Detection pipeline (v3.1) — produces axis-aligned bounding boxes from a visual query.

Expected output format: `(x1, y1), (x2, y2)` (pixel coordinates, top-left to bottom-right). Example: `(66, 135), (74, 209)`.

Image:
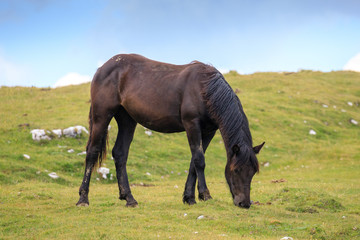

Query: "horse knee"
(193, 152), (205, 170)
(112, 149), (122, 160)
(112, 148), (129, 167)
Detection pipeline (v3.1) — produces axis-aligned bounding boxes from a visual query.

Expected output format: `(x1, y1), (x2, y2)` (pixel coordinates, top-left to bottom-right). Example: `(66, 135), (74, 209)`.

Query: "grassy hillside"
(0, 71), (359, 239)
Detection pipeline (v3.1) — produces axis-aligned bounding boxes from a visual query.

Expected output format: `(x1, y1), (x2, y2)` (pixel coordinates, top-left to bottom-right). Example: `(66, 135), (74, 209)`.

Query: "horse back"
(91, 54), (218, 133)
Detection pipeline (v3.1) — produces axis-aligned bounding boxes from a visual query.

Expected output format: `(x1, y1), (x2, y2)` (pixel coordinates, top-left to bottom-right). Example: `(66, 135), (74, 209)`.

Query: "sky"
(1, 0), (360, 87)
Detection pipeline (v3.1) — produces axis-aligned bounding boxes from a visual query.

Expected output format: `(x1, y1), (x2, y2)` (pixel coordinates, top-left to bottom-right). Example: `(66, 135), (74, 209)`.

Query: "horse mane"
(200, 70), (258, 172)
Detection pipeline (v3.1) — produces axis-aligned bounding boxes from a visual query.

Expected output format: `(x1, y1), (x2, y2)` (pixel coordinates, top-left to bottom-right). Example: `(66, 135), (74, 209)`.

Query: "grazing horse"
(76, 54), (264, 208)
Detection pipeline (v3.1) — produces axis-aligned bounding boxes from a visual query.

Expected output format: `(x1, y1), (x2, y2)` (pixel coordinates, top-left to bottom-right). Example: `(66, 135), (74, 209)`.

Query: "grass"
(0, 70), (359, 239)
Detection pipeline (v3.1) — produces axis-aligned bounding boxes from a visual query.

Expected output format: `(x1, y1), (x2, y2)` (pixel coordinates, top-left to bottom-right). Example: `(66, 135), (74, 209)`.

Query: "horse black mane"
(201, 70), (258, 172)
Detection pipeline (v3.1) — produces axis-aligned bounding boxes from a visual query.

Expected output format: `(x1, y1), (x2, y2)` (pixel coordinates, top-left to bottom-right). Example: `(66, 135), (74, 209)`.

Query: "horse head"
(225, 142), (265, 208)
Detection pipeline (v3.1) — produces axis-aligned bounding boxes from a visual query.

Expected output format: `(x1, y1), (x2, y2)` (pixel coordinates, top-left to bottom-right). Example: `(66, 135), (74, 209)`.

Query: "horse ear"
(232, 144), (240, 154)
(253, 142), (265, 154)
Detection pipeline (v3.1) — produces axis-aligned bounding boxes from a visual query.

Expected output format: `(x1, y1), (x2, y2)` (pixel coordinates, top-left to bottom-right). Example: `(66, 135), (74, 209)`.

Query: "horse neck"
(200, 72), (253, 158)
(217, 103), (253, 160)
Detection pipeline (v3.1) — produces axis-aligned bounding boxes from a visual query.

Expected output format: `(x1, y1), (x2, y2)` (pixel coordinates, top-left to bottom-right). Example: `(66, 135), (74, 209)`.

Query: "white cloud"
(53, 72), (92, 88)
(343, 53), (360, 72)
(0, 55), (27, 86)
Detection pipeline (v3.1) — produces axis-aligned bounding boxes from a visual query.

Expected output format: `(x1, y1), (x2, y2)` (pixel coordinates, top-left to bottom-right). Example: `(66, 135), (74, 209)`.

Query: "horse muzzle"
(233, 194), (251, 208)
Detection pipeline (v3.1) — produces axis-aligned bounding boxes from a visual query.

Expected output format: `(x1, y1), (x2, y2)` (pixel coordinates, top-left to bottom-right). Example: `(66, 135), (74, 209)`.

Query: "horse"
(76, 54), (265, 208)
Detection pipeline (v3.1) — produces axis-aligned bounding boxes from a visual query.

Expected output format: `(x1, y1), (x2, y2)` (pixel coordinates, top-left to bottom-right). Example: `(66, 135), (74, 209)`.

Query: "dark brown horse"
(76, 54), (264, 208)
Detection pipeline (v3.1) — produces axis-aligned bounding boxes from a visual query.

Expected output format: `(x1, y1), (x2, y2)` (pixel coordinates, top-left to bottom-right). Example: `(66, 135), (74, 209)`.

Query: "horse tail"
(97, 123), (109, 168)
(86, 104), (109, 169)
(86, 105), (93, 153)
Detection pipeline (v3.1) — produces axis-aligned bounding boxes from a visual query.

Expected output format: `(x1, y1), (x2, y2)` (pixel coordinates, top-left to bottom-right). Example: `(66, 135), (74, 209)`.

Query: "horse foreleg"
(197, 130), (216, 201)
(183, 119), (212, 204)
(183, 161), (197, 205)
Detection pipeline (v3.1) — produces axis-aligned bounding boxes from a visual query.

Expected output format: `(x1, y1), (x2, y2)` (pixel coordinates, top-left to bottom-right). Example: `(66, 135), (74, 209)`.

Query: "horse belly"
(121, 97), (185, 133)
(140, 115), (185, 133)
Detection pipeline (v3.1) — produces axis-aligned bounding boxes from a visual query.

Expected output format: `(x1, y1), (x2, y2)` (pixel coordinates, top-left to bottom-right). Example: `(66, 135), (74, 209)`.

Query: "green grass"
(0, 70), (359, 239)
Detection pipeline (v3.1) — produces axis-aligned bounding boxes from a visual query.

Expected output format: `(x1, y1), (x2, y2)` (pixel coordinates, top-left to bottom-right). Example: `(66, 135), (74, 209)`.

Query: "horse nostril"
(240, 202), (251, 209)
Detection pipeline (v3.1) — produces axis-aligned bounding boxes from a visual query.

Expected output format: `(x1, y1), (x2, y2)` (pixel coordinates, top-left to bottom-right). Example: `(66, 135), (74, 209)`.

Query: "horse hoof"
(76, 202), (89, 207)
(199, 191), (212, 201)
(183, 196), (197, 205)
(126, 201), (138, 208)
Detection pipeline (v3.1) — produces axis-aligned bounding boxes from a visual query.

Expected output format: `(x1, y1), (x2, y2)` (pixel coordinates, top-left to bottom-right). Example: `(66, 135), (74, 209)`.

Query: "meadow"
(0, 70), (359, 239)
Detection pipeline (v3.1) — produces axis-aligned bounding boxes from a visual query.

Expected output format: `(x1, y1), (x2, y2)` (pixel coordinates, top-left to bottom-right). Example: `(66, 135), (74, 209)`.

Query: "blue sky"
(1, 0), (360, 87)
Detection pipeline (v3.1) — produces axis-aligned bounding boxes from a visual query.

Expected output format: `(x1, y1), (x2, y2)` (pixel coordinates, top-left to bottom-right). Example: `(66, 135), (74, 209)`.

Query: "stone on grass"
(30, 129), (51, 141)
(48, 172), (59, 179)
(97, 167), (110, 179)
(63, 126), (89, 138)
(52, 129), (62, 137)
(350, 119), (358, 125)
(309, 129), (316, 135)
(145, 130), (152, 136)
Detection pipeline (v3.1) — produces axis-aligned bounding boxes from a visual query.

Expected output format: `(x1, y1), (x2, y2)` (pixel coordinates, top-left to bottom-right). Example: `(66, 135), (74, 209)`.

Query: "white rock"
(322, 104), (328, 108)
(350, 119), (358, 125)
(67, 149), (74, 153)
(63, 126), (89, 138)
(23, 154), (30, 159)
(264, 162), (270, 167)
(48, 172), (59, 179)
(77, 151), (86, 156)
(309, 129), (316, 135)
(197, 215), (204, 220)
(30, 129), (51, 141)
(174, 185), (179, 188)
(348, 102), (353, 106)
(146, 172), (151, 176)
(280, 237), (293, 240)
(184, 213), (188, 217)
(97, 167), (110, 179)
(145, 130), (152, 136)
(52, 129), (62, 137)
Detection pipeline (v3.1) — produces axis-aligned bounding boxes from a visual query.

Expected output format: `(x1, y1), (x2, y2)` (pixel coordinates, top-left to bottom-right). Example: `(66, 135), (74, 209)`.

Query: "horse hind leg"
(112, 108), (138, 207)
(76, 108), (113, 206)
